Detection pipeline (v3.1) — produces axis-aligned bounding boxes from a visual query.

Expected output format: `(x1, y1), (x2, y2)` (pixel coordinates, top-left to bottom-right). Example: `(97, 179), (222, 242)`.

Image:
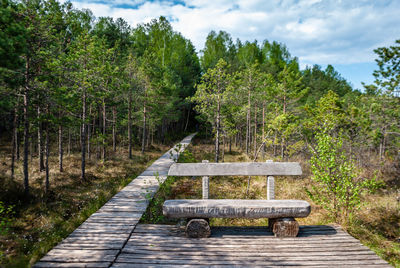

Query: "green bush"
(307, 129), (383, 223)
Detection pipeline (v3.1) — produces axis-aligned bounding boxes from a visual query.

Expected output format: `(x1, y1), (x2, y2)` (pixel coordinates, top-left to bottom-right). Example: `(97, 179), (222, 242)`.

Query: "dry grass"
(0, 143), (169, 267)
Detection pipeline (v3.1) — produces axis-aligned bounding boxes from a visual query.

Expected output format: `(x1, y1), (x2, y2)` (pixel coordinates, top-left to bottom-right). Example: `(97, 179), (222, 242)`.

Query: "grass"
(0, 143), (171, 267)
(143, 135), (400, 267)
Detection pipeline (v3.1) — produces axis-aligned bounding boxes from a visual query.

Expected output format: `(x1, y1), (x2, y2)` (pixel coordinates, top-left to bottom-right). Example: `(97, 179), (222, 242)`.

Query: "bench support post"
(270, 217), (299, 237)
(202, 160), (209, 199)
(266, 160), (275, 200)
(186, 219), (211, 238)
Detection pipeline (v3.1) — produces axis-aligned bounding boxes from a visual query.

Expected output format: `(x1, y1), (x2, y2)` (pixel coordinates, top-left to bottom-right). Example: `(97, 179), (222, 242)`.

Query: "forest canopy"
(0, 0), (399, 198)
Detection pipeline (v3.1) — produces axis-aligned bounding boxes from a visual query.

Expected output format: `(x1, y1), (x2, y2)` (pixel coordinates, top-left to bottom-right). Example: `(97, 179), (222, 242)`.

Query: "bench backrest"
(168, 161), (302, 200)
(168, 162), (302, 176)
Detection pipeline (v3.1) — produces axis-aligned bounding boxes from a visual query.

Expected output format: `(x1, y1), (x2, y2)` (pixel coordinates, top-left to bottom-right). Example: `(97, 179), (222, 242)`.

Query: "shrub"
(306, 129), (382, 223)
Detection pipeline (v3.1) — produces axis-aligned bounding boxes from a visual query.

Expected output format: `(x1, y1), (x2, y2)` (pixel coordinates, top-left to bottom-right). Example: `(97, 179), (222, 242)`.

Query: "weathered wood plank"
(163, 199), (311, 218)
(115, 257), (388, 266)
(168, 162), (302, 176)
(112, 264), (388, 268)
(118, 253), (384, 261)
(34, 262), (111, 267)
(122, 248), (377, 257)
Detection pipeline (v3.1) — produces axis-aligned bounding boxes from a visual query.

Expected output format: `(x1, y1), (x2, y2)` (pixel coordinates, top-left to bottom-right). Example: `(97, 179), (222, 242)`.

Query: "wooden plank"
(123, 243), (366, 251)
(118, 253), (384, 261)
(168, 162), (302, 176)
(122, 248), (377, 257)
(112, 264), (388, 268)
(34, 262), (111, 267)
(114, 257), (388, 266)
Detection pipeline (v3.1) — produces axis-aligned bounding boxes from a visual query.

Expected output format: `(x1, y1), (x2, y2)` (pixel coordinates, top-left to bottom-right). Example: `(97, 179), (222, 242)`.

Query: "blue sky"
(66, 0), (400, 90)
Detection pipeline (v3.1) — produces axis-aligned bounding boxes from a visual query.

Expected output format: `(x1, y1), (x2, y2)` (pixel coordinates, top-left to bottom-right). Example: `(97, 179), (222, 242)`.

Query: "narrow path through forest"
(33, 133), (196, 268)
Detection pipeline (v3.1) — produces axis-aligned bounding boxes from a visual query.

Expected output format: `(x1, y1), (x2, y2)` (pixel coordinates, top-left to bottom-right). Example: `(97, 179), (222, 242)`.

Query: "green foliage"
(0, 201), (14, 236)
(307, 129), (383, 223)
(373, 39), (400, 94)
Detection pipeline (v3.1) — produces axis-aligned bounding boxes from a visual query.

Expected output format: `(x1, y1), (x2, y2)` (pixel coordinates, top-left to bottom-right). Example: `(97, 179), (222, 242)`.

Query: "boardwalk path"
(35, 133), (196, 268)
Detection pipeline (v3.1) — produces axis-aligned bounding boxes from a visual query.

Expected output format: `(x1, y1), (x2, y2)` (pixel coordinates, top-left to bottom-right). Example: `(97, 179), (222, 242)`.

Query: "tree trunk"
(128, 90), (133, 159)
(141, 102), (146, 154)
(68, 128), (71, 156)
(262, 101), (265, 159)
(215, 95), (221, 163)
(254, 104), (257, 159)
(222, 133), (225, 162)
(38, 107), (44, 171)
(45, 114), (50, 193)
(58, 124), (63, 172)
(112, 106), (116, 153)
(11, 105), (18, 178)
(146, 125), (150, 149)
(246, 90), (251, 155)
(23, 62), (30, 197)
(81, 88), (87, 181)
(184, 104), (191, 133)
(102, 99), (106, 161)
(16, 118), (20, 160)
(87, 106), (91, 159)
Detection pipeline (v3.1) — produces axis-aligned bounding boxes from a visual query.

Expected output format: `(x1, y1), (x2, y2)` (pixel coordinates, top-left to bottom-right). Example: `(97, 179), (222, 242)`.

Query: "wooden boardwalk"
(34, 132), (390, 267)
(113, 224), (391, 267)
(34, 133), (196, 268)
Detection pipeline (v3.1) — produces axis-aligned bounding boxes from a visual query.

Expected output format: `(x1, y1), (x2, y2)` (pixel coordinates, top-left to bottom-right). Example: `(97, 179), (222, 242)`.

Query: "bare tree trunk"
(222, 133), (225, 162)
(81, 88), (87, 181)
(262, 101), (265, 159)
(229, 137), (232, 153)
(45, 113), (50, 193)
(87, 106), (91, 159)
(254, 104), (257, 159)
(38, 107), (44, 171)
(68, 128), (71, 156)
(58, 124), (63, 172)
(246, 90), (251, 155)
(128, 90), (133, 159)
(112, 106), (116, 153)
(102, 99), (106, 161)
(11, 105), (18, 178)
(215, 95), (221, 163)
(16, 119), (20, 160)
(141, 102), (146, 154)
(184, 104), (191, 133)
(23, 62), (30, 197)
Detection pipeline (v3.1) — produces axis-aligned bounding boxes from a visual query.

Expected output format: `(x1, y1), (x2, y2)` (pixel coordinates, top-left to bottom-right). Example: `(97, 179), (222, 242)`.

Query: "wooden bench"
(163, 160), (311, 238)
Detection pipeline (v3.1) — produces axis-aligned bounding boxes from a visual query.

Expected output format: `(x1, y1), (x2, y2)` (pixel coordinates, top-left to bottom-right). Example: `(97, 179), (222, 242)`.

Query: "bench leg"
(186, 218), (211, 238)
(270, 217), (299, 237)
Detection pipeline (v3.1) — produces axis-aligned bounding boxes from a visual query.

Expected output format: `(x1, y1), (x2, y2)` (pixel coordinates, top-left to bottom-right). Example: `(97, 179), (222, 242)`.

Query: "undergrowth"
(0, 145), (169, 267)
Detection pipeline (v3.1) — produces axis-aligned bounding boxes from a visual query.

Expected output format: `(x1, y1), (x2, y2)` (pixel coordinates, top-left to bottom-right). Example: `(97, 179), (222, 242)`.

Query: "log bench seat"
(163, 161), (310, 238)
(163, 199), (311, 219)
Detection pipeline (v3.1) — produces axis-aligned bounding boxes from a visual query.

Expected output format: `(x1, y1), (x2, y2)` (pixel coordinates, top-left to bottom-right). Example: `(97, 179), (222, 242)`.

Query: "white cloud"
(68, 0), (400, 66)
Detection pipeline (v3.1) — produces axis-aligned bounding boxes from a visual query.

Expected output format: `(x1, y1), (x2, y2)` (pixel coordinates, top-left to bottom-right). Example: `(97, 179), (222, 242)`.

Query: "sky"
(66, 0), (400, 90)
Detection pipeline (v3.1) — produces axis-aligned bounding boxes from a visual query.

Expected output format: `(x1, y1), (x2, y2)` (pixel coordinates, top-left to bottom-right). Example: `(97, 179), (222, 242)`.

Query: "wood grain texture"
(112, 224), (390, 267)
(168, 162), (302, 176)
(163, 199), (311, 218)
